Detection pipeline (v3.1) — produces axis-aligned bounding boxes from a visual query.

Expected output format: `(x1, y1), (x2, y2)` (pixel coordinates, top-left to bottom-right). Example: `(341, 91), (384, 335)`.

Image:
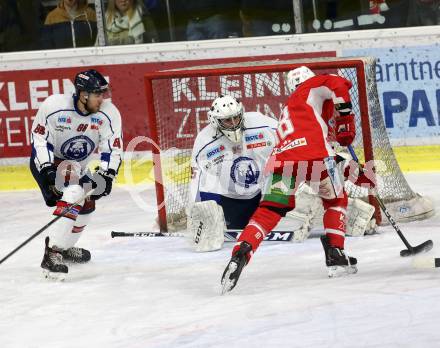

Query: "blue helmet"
(74, 69), (108, 95)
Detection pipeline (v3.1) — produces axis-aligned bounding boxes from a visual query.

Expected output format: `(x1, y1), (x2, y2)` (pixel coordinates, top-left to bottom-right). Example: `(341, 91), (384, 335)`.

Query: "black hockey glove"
(40, 163), (63, 200)
(90, 169), (116, 200)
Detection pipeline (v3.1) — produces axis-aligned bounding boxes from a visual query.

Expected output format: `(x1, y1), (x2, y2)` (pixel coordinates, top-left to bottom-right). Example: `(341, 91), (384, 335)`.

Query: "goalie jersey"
(190, 112), (278, 202)
(31, 94), (123, 174)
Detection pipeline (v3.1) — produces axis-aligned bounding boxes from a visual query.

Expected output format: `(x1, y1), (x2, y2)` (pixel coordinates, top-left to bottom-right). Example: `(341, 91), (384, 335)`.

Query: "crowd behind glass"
(1, 0), (439, 53)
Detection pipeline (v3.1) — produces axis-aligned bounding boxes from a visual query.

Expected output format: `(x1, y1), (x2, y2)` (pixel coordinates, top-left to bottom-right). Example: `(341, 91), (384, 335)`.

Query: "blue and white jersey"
(190, 112), (278, 201)
(31, 94), (123, 174)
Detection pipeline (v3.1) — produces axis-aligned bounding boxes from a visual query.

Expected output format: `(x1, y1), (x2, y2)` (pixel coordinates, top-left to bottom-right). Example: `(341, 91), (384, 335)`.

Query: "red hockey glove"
(353, 162), (376, 189)
(335, 114), (355, 146)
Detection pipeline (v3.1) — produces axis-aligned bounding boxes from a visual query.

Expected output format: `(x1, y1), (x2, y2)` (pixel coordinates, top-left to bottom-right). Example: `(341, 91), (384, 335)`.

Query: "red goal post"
(144, 57), (434, 232)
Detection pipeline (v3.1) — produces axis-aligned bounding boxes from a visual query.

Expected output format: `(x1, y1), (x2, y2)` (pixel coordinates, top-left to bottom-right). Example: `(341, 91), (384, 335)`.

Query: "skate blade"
(42, 269), (67, 281)
(221, 262), (238, 295)
(327, 265), (358, 278)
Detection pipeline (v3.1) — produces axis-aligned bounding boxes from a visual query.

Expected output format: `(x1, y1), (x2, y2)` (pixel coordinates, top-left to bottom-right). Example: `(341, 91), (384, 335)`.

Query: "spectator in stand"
(407, 0), (440, 26)
(105, 0), (158, 45)
(183, 0), (241, 40)
(0, 0), (22, 52)
(0, 0), (44, 52)
(143, 0), (169, 41)
(240, 0), (294, 37)
(41, 0), (97, 49)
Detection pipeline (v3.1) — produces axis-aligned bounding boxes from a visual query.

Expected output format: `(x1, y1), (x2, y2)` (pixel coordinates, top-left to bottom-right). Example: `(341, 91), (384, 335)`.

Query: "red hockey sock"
(232, 207), (282, 259)
(323, 207), (346, 248)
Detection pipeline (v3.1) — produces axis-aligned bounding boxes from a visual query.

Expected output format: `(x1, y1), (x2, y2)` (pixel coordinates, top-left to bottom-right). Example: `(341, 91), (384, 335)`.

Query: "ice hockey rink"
(0, 171), (439, 348)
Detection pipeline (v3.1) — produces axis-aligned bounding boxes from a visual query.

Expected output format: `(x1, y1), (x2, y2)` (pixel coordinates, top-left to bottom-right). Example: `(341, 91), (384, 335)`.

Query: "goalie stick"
(111, 230), (295, 242)
(348, 145), (433, 257)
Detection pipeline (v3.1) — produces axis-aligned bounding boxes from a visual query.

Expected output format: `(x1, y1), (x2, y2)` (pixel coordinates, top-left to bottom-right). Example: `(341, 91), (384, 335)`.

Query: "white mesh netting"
(145, 57), (434, 230)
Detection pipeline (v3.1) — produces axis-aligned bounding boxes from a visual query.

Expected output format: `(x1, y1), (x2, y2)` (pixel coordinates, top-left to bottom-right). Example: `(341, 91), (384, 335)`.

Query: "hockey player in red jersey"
(221, 66), (360, 293)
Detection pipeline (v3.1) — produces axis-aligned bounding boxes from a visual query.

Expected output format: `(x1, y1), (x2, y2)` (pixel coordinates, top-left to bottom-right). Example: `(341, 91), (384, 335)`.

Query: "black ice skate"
(41, 237), (68, 280)
(320, 235), (357, 278)
(221, 241), (252, 294)
(62, 247), (91, 264)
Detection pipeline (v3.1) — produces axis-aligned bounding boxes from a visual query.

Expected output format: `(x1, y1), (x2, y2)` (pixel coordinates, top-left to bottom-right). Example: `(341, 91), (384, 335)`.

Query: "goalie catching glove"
(187, 200), (226, 252)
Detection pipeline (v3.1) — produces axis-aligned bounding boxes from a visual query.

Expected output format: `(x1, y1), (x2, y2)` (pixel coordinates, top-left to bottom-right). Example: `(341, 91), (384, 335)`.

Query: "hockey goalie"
(187, 93), (376, 253)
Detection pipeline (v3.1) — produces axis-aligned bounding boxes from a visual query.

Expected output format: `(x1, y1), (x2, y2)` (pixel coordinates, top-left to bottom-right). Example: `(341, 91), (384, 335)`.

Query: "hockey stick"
(0, 190), (94, 265)
(111, 230), (295, 242)
(348, 145), (433, 257)
(111, 231), (185, 238)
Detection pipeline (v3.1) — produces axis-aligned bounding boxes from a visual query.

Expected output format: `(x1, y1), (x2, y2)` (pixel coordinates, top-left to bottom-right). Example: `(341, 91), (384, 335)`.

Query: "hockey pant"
(199, 192), (262, 229)
(234, 159), (348, 258)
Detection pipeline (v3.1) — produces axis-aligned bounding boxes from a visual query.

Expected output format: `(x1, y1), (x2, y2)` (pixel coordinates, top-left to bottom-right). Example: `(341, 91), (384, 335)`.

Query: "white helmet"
(285, 66), (315, 93)
(208, 95), (244, 143)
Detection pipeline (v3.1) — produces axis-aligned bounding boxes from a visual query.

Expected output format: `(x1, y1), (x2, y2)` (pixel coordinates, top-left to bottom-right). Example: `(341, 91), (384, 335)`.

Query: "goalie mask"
(208, 95), (244, 143)
(285, 66), (315, 93)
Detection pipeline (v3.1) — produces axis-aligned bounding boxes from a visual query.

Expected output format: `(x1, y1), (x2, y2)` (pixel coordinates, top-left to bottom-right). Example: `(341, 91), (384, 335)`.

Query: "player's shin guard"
(233, 206), (283, 260)
(46, 185), (84, 250)
(322, 192), (348, 249)
(62, 213), (92, 263)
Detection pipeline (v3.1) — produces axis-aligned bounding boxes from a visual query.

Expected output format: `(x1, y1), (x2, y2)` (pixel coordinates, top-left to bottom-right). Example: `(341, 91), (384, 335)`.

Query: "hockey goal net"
(144, 57), (434, 232)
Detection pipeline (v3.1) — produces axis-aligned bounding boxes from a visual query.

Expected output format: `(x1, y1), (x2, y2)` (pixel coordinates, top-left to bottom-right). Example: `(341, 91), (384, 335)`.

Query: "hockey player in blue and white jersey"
(188, 95), (278, 251)
(30, 69), (123, 279)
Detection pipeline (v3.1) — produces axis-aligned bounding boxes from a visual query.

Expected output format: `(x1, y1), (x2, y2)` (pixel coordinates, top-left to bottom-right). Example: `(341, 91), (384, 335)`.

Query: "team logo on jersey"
(246, 141), (267, 149)
(90, 117), (103, 130)
(60, 135), (95, 161)
(230, 156), (260, 188)
(91, 117), (103, 125)
(274, 137), (307, 154)
(245, 133), (264, 142)
(57, 116), (71, 123)
(207, 145), (225, 159)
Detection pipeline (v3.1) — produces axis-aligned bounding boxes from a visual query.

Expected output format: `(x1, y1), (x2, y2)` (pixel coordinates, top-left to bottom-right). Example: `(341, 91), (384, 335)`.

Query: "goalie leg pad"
(285, 183), (321, 242)
(346, 198), (376, 237)
(188, 201), (225, 252)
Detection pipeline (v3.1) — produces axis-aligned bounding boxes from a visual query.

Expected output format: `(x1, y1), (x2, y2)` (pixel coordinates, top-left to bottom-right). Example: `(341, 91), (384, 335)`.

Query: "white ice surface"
(1, 172), (440, 348)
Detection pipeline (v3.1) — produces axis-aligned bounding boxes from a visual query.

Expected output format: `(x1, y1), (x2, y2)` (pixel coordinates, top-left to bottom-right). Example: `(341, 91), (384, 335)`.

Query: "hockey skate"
(41, 237), (68, 280)
(221, 241), (252, 294)
(62, 247), (91, 264)
(320, 235), (357, 277)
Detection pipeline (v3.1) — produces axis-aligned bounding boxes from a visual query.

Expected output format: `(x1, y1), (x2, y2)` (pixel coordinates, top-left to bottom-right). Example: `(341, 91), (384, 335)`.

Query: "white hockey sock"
(47, 185), (85, 250)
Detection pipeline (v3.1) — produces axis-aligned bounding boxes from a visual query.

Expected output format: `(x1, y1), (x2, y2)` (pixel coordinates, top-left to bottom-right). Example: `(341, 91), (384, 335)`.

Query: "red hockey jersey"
(273, 74), (353, 162)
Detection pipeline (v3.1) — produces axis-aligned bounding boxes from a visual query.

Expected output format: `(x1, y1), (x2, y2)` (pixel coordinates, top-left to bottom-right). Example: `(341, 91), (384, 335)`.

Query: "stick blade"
(400, 240), (433, 257)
